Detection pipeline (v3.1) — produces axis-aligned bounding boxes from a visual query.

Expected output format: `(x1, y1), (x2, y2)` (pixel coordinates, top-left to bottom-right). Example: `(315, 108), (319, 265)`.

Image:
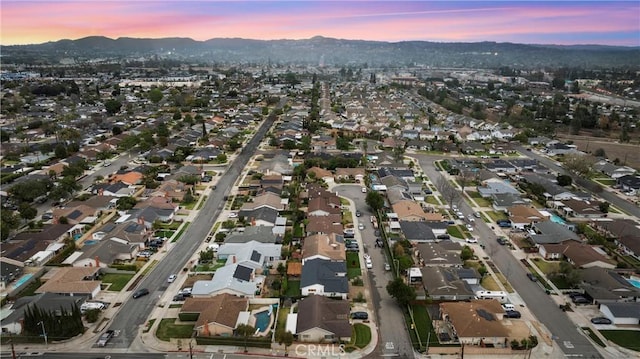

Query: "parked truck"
(97, 330), (114, 347)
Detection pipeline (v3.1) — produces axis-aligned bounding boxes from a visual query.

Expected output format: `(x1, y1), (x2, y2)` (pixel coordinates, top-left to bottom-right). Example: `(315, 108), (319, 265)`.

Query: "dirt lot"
(556, 134), (640, 170)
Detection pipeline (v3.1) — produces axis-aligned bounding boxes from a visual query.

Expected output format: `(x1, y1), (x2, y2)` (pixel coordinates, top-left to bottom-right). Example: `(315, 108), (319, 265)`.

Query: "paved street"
(333, 185), (415, 359)
(103, 115), (277, 349)
(413, 153), (605, 359)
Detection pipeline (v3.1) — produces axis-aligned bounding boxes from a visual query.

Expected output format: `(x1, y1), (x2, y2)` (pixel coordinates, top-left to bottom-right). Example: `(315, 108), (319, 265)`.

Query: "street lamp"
(37, 321), (47, 347)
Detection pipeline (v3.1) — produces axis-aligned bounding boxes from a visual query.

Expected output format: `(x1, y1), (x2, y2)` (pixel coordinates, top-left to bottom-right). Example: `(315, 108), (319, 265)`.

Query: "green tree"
(217, 153), (227, 163)
(556, 174), (572, 187)
(276, 330), (295, 356)
(104, 99), (122, 115)
(598, 202), (610, 213)
(1, 211), (21, 241)
(18, 203), (37, 221)
(54, 143), (68, 159)
(235, 324), (255, 353)
(116, 196), (137, 210)
(386, 277), (416, 307)
(460, 245), (474, 261)
(148, 88), (163, 103)
(365, 191), (384, 212)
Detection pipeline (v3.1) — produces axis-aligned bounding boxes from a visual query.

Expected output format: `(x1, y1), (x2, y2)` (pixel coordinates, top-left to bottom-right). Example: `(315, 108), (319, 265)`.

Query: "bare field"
(557, 135), (640, 170)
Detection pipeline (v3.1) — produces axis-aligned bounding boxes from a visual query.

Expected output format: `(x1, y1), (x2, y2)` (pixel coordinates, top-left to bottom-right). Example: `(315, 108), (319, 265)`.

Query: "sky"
(1, 1), (639, 46)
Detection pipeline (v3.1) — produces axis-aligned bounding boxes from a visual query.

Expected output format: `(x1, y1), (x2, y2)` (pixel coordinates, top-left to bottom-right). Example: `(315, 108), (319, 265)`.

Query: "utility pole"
(189, 340), (193, 359)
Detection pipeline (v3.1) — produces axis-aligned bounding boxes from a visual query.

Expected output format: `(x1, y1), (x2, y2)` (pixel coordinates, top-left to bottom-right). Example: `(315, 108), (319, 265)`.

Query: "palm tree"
(235, 324), (255, 353)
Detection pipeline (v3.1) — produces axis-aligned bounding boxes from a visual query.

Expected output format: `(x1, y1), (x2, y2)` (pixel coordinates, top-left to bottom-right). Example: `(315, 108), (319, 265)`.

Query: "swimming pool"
(627, 277), (640, 289)
(84, 240), (98, 245)
(12, 273), (33, 289)
(254, 310), (270, 332)
(549, 213), (567, 225)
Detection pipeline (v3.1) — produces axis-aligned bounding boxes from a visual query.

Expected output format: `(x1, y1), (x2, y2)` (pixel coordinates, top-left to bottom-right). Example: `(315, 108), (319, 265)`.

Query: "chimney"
(98, 188), (104, 196)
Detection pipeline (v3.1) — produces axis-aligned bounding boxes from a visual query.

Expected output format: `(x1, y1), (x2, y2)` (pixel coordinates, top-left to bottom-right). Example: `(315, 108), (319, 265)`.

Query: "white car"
(358, 223), (365, 230)
(167, 274), (177, 283)
(228, 212), (238, 218)
(365, 259), (373, 269)
(466, 224), (474, 232)
(363, 253), (371, 260)
(361, 187), (367, 193)
(465, 237), (478, 244)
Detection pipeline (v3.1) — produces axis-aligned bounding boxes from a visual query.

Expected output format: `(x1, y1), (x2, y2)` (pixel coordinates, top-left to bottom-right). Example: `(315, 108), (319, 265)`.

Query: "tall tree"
(235, 324), (255, 353)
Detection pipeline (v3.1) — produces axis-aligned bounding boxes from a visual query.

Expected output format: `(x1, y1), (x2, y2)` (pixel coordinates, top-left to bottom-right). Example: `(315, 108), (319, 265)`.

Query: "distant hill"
(2, 35), (638, 69)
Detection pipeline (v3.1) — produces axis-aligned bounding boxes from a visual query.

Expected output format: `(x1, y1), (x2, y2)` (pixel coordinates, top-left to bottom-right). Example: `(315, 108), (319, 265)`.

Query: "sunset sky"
(1, 1), (639, 46)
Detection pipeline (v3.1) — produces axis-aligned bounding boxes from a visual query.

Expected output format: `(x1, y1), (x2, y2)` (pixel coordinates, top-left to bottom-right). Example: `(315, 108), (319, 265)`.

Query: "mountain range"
(2, 36), (638, 69)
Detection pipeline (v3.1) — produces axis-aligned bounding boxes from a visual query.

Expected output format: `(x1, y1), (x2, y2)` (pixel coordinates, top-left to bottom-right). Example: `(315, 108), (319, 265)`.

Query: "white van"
(502, 303), (515, 311)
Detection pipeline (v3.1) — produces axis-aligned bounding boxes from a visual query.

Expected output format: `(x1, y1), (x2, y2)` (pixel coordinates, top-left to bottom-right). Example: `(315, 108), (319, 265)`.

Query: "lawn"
(348, 268), (362, 279)
(425, 195), (440, 205)
(481, 275), (501, 291)
(346, 252), (361, 279)
(485, 210), (508, 221)
(593, 178), (616, 186)
(465, 191), (491, 207)
(495, 273), (514, 293)
(154, 230), (175, 239)
(171, 222), (190, 243)
(411, 304), (437, 349)
(156, 318), (194, 342)
(600, 330), (640, 352)
(531, 258), (560, 275)
(285, 280), (301, 297)
(101, 273), (134, 291)
(447, 225), (466, 239)
(350, 323), (372, 349)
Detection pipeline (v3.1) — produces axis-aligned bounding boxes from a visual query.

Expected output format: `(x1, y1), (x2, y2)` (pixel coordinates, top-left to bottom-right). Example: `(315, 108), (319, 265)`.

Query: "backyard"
(285, 280), (301, 297)
(346, 252), (362, 279)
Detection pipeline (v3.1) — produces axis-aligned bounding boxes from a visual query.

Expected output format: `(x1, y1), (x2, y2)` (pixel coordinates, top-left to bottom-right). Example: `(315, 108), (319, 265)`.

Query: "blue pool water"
(254, 311), (270, 332)
(84, 240), (98, 245)
(549, 213), (567, 225)
(627, 277), (640, 289)
(74, 233), (82, 241)
(13, 273), (33, 288)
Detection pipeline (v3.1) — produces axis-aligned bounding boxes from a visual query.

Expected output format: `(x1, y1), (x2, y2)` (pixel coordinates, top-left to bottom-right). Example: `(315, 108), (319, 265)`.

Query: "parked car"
(365, 259), (373, 269)
(505, 310), (521, 318)
(132, 288), (149, 299)
(526, 273), (537, 282)
(590, 317), (612, 325)
(96, 330), (115, 347)
(465, 224), (474, 232)
(361, 187), (367, 193)
(496, 237), (508, 245)
(351, 311), (369, 320)
(473, 212), (481, 218)
(384, 263), (391, 271)
(167, 274), (177, 283)
(358, 222), (365, 230)
(465, 237), (478, 244)
(173, 294), (186, 301)
(355, 210), (361, 217)
(572, 296), (591, 304)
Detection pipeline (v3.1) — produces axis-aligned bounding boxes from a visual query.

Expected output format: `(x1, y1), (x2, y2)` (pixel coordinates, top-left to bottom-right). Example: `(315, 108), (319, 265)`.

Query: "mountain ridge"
(2, 35), (638, 68)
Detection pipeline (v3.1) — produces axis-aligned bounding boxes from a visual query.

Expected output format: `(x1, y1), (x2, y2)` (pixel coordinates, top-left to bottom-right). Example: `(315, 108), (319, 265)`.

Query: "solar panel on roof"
(476, 309), (495, 321)
(233, 265), (253, 281)
(250, 250), (261, 262)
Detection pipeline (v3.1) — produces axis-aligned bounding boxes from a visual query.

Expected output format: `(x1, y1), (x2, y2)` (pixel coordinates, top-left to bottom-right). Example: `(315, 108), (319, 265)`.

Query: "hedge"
(195, 336), (271, 348)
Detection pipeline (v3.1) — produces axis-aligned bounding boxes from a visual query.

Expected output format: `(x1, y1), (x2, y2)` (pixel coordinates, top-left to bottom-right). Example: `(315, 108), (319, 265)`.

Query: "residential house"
(302, 233), (345, 264)
(492, 193), (527, 212)
(599, 302), (640, 325)
(557, 199), (607, 219)
(93, 181), (136, 197)
(238, 207), (279, 227)
(593, 161), (636, 179)
(224, 226), (280, 244)
(69, 237), (139, 268)
(300, 258), (348, 299)
(529, 221), (580, 246)
(579, 267), (640, 303)
(617, 175), (640, 191)
(539, 241), (616, 269)
(391, 201), (430, 222)
(180, 294), (249, 336)
(52, 204), (100, 225)
(477, 178), (521, 198)
(307, 197), (341, 217)
(399, 221), (438, 242)
(545, 142), (578, 156)
(507, 205), (549, 229)
(439, 300), (509, 347)
(35, 267), (101, 298)
(590, 219), (640, 261)
(305, 215), (344, 237)
(307, 167), (334, 184)
(240, 192), (287, 212)
(484, 160), (517, 174)
(416, 242), (463, 267)
(521, 174), (574, 201)
(421, 266), (475, 301)
(0, 293), (87, 334)
(334, 167), (366, 183)
(215, 240), (282, 270)
(192, 263), (263, 298)
(295, 295), (351, 343)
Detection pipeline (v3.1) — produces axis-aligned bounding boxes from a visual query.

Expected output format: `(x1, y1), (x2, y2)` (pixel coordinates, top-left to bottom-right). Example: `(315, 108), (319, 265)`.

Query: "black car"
(350, 311), (368, 320)
(496, 237), (507, 245)
(590, 317), (612, 325)
(355, 210), (361, 217)
(572, 296), (591, 304)
(173, 294), (186, 301)
(526, 273), (537, 281)
(505, 310), (521, 318)
(132, 288), (149, 299)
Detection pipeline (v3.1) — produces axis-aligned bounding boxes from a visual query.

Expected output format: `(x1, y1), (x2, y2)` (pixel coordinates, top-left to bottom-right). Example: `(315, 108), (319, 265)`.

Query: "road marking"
(563, 341), (574, 349)
(385, 341), (395, 350)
